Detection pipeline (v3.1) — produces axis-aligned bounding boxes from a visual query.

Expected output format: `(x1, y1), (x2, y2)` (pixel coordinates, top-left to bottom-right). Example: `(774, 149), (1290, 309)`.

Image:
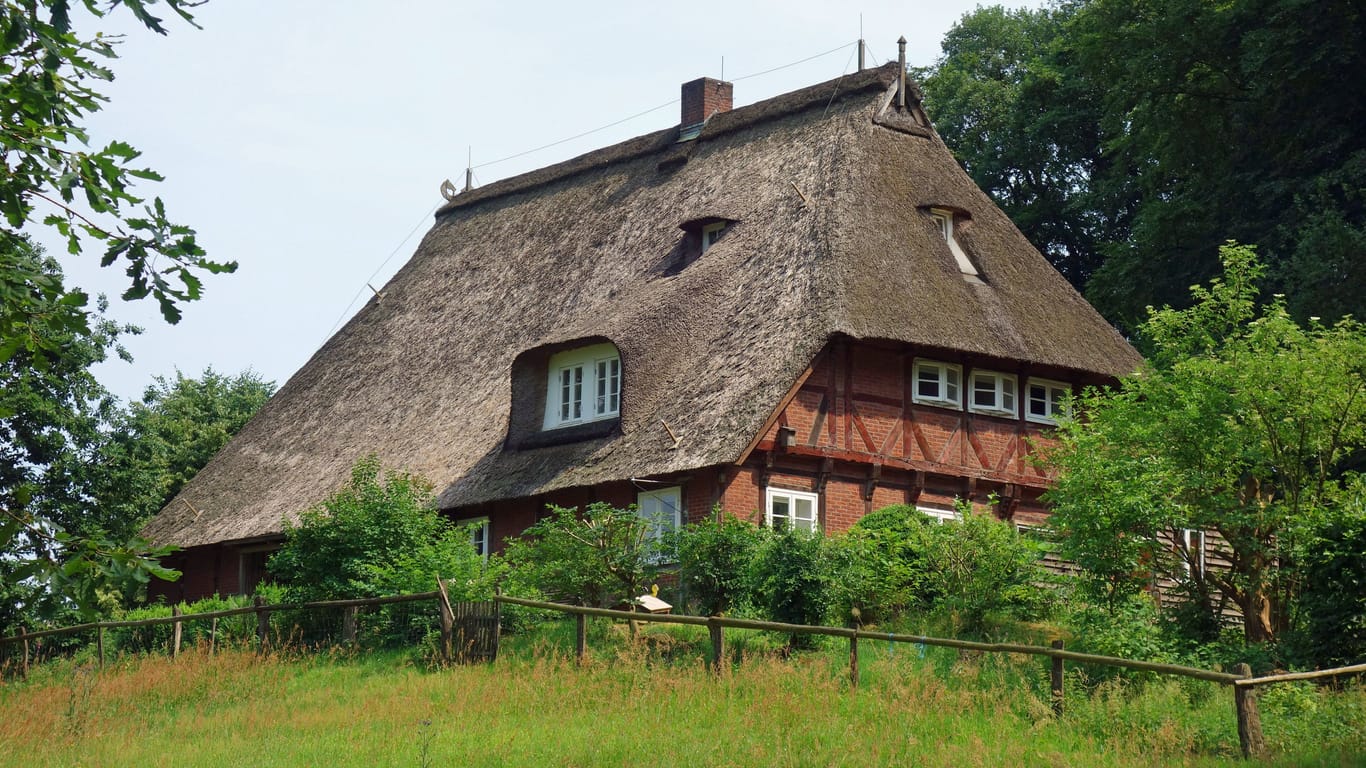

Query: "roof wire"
(470, 40), (857, 174)
(323, 40), (860, 345)
(322, 202), (439, 341)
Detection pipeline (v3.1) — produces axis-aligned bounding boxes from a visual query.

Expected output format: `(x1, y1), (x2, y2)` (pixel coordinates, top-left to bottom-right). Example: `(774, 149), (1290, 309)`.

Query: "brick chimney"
(681, 77), (733, 130)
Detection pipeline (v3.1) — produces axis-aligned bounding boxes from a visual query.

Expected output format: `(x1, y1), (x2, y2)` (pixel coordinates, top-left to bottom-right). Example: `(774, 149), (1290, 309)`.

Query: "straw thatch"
(142, 63), (1140, 549)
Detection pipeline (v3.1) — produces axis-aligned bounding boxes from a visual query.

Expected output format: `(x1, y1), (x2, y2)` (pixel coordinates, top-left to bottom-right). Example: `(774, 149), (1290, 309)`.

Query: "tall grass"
(1, 621), (1361, 767)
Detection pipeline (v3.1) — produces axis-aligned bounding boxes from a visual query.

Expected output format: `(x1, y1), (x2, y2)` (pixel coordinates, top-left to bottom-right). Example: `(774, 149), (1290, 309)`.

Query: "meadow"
(1, 620), (1362, 767)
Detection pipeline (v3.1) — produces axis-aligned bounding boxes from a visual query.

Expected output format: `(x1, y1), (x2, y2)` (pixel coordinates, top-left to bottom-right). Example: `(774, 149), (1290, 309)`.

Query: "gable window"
(701, 221), (728, 252)
(912, 360), (962, 409)
(1026, 378), (1071, 425)
(464, 517), (491, 561)
(929, 207), (979, 277)
(765, 487), (819, 533)
(637, 486), (682, 563)
(543, 343), (621, 429)
(968, 370), (1017, 418)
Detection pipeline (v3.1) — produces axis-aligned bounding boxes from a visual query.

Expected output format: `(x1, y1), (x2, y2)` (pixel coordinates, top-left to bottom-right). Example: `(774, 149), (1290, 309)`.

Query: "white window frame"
(930, 207), (979, 276)
(637, 486), (682, 563)
(543, 343), (621, 429)
(912, 359), (962, 410)
(464, 517), (491, 561)
(1181, 528), (1206, 579)
(1025, 378), (1072, 425)
(701, 221), (727, 252)
(765, 487), (820, 533)
(919, 505), (960, 524)
(968, 369), (1018, 418)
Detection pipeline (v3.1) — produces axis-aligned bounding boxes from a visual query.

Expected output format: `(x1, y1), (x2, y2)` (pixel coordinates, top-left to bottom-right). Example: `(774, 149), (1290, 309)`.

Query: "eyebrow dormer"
(928, 206), (982, 282)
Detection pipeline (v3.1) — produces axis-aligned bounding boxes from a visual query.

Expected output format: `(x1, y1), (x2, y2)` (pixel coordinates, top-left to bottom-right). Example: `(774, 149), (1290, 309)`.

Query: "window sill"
(912, 397), (962, 411)
(967, 407), (1017, 419)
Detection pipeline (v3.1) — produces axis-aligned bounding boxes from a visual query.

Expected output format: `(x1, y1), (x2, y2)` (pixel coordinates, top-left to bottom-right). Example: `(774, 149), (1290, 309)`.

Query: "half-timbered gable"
(143, 55), (1141, 600)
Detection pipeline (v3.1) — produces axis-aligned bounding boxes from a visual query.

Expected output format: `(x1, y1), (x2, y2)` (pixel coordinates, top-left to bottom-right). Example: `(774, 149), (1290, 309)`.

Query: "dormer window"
(929, 207), (980, 278)
(701, 221), (728, 252)
(543, 343), (621, 430)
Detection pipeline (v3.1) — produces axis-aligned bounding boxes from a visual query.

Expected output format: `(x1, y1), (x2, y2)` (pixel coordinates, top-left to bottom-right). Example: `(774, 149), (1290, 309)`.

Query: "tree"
(918, 3), (1127, 290)
(1, 0), (234, 348)
(502, 503), (660, 609)
(1044, 243), (1366, 643)
(0, 241), (181, 624)
(90, 368), (274, 540)
(669, 514), (764, 616)
(922, 1), (1366, 330)
(1, 0), (228, 619)
(268, 456), (493, 603)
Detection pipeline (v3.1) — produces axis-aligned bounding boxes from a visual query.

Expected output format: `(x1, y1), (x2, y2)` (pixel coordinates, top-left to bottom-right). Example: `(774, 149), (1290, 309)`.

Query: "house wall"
(723, 337), (1109, 533)
(158, 338), (1109, 602)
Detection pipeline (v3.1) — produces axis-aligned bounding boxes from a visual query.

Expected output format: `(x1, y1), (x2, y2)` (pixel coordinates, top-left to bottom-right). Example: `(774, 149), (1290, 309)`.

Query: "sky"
(49, 0), (1041, 404)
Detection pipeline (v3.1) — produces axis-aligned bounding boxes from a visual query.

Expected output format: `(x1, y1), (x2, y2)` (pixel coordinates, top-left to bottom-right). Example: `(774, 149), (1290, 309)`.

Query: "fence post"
(342, 606), (359, 646)
(254, 596), (269, 653)
(575, 613), (587, 665)
(1051, 639), (1065, 716)
(20, 626), (28, 679)
(849, 629), (860, 689)
(435, 578), (454, 664)
(1233, 663), (1266, 759)
(209, 617), (218, 658)
(707, 617), (724, 675)
(97, 624), (105, 669)
(172, 605), (183, 659)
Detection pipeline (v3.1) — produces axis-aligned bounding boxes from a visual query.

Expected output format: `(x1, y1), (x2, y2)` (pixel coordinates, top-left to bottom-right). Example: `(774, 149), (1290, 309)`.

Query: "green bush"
(918, 503), (1049, 632)
(268, 456), (495, 604)
(834, 505), (937, 624)
(748, 526), (829, 648)
(669, 513), (765, 616)
(1296, 481), (1366, 668)
(502, 502), (659, 609)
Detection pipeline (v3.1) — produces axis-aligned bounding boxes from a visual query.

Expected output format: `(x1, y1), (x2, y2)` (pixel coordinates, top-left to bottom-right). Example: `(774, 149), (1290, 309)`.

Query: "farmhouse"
(143, 53), (1141, 601)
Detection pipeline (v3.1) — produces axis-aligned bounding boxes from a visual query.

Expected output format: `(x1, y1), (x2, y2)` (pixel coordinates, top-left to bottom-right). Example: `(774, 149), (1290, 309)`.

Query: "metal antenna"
(858, 15), (865, 71)
(464, 146), (473, 192)
(897, 36), (907, 109)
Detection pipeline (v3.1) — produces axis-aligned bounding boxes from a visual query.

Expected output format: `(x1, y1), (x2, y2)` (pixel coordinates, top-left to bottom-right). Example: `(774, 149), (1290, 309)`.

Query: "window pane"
(917, 367), (939, 398)
(560, 369), (572, 421)
(946, 368), (960, 401)
(571, 367), (583, 419)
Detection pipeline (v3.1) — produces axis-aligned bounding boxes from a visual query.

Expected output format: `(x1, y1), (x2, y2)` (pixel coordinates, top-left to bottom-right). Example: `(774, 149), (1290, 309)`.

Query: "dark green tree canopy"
(921, 0), (1366, 330)
(91, 368), (274, 540)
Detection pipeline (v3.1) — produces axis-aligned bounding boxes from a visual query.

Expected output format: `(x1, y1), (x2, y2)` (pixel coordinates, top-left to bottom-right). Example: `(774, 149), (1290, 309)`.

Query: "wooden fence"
(491, 595), (1366, 761)
(5, 589), (1364, 760)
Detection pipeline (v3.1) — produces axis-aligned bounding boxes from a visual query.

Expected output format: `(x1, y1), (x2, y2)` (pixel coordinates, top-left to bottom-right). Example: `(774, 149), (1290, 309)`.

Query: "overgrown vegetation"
(1045, 245), (1366, 663)
(3, 627), (1363, 767)
(269, 456), (497, 604)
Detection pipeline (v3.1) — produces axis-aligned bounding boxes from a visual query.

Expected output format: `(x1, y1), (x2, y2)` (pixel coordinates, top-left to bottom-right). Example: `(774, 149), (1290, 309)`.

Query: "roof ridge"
(437, 63), (901, 217)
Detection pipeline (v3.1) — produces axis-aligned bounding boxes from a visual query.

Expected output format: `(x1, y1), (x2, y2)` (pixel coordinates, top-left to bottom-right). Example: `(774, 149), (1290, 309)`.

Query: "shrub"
(1295, 481), (1366, 668)
(670, 513), (765, 616)
(268, 456), (494, 604)
(748, 525), (830, 648)
(919, 502), (1049, 631)
(502, 502), (659, 609)
(834, 505), (937, 624)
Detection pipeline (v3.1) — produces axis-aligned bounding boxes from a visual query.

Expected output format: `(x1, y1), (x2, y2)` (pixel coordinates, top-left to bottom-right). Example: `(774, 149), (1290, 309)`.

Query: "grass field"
(1, 621), (1362, 767)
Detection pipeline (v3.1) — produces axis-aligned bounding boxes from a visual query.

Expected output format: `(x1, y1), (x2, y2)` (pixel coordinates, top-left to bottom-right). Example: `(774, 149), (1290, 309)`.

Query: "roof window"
(929, 207), (981, 280)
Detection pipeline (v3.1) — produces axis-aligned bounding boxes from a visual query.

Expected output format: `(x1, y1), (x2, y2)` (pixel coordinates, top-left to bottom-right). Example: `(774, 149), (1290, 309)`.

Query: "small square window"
(765, 488), (819, 533)
(912, 360), (962, 409)
(1025, 378), (1071, 425)
(967, 370), (1017, 418)
(1181, 528), (1206, 579)
(701, 221), (728, 252)
(919, 506), (959, 524)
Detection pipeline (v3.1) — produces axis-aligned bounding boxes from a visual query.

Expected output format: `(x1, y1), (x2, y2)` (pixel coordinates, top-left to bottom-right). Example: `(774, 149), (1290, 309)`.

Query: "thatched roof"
(143, 63), (1140, 549)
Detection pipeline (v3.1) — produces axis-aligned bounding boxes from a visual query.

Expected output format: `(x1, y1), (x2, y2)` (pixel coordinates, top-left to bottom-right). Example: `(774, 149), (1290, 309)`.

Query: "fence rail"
(6, 590), (1364, 761)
